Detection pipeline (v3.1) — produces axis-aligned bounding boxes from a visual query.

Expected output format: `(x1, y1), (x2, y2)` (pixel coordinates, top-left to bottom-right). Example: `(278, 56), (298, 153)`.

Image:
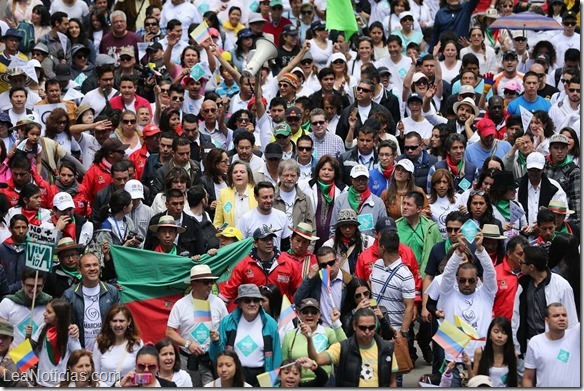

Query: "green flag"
(326, 0), (359, 39)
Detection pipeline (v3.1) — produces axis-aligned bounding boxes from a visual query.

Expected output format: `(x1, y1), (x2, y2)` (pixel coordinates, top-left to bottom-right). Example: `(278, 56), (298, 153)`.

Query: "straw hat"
(482, 224), (506, 240)
(290, 222), (319, 241)
(148, 215), (186, 233)
(548, 200), (575, 215)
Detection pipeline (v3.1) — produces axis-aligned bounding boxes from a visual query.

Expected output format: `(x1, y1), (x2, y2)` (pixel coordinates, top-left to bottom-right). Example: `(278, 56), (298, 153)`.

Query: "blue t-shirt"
(506, 95), (551, 116)
(465, 139), (512, 168)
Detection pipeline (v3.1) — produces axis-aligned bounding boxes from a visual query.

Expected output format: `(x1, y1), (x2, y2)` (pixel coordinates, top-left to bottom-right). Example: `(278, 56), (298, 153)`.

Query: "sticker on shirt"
(224, 201), (232, 213)
(191, 324), (210, 351)
(312, 333), (328, 353)
(557, 349), (570, 363)
(236, 335), (258, 357)
(458, 178), (471, 191)
(360, 363), (374, 380)
(17, 315), (38, 338)
(357, 213), (374, 232)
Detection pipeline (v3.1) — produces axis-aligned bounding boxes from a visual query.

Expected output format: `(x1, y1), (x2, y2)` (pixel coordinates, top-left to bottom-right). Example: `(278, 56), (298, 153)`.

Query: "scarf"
(547, 154), (573, 169)
(444, 239), (452, 253)
(100, 157), (112, 173)
(347, 186), (371, 213)
(4, 289), (52, 307)
(55, 180), (79, 196)
(2, 236), (26, 252)
(517, 152), (527, 170)
(495, 199), (511, 220)
(45, 326), (61, 366)
(557, 223), (571, 235)
(52, 215), (77, 242)
(379, 163), (395, 180)
(445, 155), (464, 177)
(21, 208), (42, 226)
(154, 244), (177, 255)
(317, 180), (334, 204)
(60, 264), (81, 280)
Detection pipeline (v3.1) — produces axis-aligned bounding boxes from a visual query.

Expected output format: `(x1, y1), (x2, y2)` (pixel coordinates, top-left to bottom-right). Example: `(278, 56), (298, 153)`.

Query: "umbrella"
(489, 12), (564, 31)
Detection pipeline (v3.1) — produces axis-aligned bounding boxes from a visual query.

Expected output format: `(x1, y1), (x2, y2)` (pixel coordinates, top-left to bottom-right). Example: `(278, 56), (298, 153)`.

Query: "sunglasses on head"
(354, 290), (370, 299)
(319, 260), (335, 269)
(241, 297), (261, 304)
(301, 308), (319, 315)
(137, 363), (158, 371)
(470, 190), (486, 196)
(357, 325), (376, 331)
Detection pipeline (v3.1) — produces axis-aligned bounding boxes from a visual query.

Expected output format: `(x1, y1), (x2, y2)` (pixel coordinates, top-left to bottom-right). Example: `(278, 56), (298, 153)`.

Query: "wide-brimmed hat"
(216, 226), (243, 241)
(0, 319), (14, 337)
(290, 222), (319, 241)
(1, 28), (21, 41)
(0, 67), (31, 85)
(55, 237), (83, 255)
(149, 215), (186, 233)
(75, 104), (94, 122)
(0, 113), (12, 127)
(453, 97), (480, 117)
(234, 284), (265, 303)
(8, 114), (41, 131)
(482, 224), (506, 240)
(492, 170), (516, 192)
(548, 200), (575, 215)
(184, 264), (218, 283)
(336, 209), (360, 227)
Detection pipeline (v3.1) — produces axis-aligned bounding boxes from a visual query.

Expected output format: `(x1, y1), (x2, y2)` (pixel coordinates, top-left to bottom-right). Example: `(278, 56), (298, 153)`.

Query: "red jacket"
(219, 250), (302, 311)
(355, 240), (422, 303)
(128, 145), (150, 181)
(50, 183), (91, 218)
(109, 94), (153, 117)
(493, 257), (521, 321)
(0, 173), (53, 209)
(82, 160), (112, 204)
(278, 251), (317, 279)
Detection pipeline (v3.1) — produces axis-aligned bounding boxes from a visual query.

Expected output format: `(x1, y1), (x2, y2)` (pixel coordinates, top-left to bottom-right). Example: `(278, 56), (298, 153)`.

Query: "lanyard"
(113, 218), (126, 241)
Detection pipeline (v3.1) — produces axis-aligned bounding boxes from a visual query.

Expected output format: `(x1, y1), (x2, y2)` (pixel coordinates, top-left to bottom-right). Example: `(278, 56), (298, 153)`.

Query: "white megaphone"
(242, 37), (278, 78)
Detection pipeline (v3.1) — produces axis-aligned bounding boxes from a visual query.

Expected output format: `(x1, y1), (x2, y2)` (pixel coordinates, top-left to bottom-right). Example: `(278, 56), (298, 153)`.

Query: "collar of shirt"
(528, 180), (540, 192)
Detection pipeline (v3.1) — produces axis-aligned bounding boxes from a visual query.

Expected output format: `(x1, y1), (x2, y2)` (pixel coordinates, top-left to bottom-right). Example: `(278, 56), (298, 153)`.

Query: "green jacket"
(396, 215), (442, 277)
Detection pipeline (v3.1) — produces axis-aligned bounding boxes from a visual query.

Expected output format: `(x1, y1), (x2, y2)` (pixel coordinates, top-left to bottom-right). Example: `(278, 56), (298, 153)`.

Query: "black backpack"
(16, 21), (35, 53)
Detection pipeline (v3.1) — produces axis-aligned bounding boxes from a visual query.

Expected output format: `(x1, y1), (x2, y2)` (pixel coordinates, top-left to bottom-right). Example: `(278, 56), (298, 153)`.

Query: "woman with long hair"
(489, 170), (527, 238)
(368, 21), (388, 61)
(114, 110), (142, 158)
(230, 28), (254, 74)
(465, 189), (501, 230)
(226, 109), (256, 132)
(307, 21), (333, 69)
(428, 169), (459, 239)
(151, 167), (192, 215)
(95, 190), (140, 249)
(59, 349), (104, 387)
(51, 161), (90, 218)
(93, 304), (143, 386)
(7, 183), (52, 228)
(164, 36), (216, 83)
(429, 123), (454, 160)
(348, 37), (375, 80)
(437, 39), (462, 85)
(529, 40), (557, 71)
(547, 0), (567, 22)
(198, 148), (229, 219)
(87, 10), (110, 49)
(380, 160), (429, 220)
(470, 317), (518, 387)
(329, 53), (356, 104)
(67, 18), (96, 65)
(277, 24), (301, 73)
(457, 167), (500, 213)
(155, 338), (192, 386)
(322, 94), (342, 134)
(34, 298), (81, 387)
(560, 126), (580, 166)
(529, 110), (555, 155)
(45, 108), (80, 155)
(158, 107), (181, 134)
(308, 156), (346, 249)
(117, 345), (177, 387)
(5, 0), (42, 26)
(459, 26), (497, 74)
(204, 350), (250, 387)
(31, 4), (51, 42)
(213, 161), (257, 229)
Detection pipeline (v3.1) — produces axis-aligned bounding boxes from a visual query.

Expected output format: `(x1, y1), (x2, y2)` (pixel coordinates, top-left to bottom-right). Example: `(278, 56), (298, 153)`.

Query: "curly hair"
(429, 169), (456, 204)
(45, 108), (72, 141)
(96, 304), (141, 354)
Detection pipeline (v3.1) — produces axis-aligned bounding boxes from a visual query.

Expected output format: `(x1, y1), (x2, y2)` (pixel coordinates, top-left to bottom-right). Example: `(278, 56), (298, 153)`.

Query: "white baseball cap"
(350, 164), (370, 178)
(526, 152), (545, 170)
(396, 159), (415, 174)
(124, 179), (144, 200)
(53, 192), (75, 211)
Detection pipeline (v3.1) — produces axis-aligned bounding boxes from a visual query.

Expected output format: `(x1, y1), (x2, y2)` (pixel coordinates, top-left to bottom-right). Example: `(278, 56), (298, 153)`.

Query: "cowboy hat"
(55, 237), (84, 255)
(290, 222), (319, 241)
(148, 215), (186, 233)
(184, 264), (218, 283)
(0, 67), (31, 86)
(482, 224), (506, 240)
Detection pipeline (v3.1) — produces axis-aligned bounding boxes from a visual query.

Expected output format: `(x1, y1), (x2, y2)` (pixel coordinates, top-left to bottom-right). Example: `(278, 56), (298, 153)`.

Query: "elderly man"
(147, 215), (190, 256)
(45, 237), (83, 298)
(0, 319), (31, 386)
(99, 11), (141, 63)
(167, 265), (227, 386)
(210, 284), (282, 387)
(273, 159), (314, 230)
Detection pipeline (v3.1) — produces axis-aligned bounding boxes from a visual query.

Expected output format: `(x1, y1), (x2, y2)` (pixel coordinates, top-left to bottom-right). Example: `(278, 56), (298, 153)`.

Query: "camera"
(127, 231), (144, 243)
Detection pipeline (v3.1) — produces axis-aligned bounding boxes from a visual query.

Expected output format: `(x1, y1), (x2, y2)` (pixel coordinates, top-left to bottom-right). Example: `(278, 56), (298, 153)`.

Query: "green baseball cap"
(274, 123), (291, 137)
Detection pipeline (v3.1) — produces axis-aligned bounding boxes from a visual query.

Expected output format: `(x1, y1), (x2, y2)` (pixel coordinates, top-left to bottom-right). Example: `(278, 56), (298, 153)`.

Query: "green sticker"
(236, 335), (258, 357)
(357, 213), (374, 231)
(557, 349), (570, 363)
(224, 201), (232, 213)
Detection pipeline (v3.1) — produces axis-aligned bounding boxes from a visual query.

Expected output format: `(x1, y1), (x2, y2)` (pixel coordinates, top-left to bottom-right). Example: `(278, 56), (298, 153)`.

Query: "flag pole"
(27, 270), (39, 339)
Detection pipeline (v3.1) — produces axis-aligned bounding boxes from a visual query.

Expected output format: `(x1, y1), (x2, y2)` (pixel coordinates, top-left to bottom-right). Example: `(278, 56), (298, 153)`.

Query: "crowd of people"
(0, 0), (578, 386)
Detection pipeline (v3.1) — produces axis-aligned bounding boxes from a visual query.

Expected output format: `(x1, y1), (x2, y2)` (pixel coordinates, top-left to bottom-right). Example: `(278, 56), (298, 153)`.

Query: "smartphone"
(219, 222), (229, 230)
(133, 373), (153, 385)
(369, 299), (377, 308)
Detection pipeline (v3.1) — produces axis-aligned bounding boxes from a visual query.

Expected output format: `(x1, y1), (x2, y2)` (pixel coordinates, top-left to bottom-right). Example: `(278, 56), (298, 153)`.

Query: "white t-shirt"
(173, 370), (194, 387)
(80, 88), (119, 116)
(77, 132), (103, 170)
(278, 187), (296, 228)
(53, 131), (81, 154)
(82, 285), (102, 352)
(234, 315), (264, 368)
(402, 116), (434, 140)
(34, 326), (81, 387)
(524, 323), (581, 387)
(92, 340), (143, 386)
(167, 294), (227, 354)
(236, 208), (292, 248)
(0, 299), (46, 346)
(49, 0), (89, 19)
(429, 195), (460, 239)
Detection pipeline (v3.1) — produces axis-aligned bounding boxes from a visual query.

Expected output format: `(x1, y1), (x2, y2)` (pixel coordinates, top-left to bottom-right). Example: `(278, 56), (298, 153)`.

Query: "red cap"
(477, 118), (496, 137)
(247, 96), (267, 111)
(143, 124), (161, 137)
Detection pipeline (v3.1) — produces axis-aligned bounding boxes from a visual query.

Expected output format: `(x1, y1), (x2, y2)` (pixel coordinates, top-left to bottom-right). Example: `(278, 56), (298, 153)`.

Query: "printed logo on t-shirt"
(360, 363), (374, 380)
(236, 335), (258, 357)
(312, 333), (328, 353)
(557, 349), (570, 363)
(191, 323), (210, 345)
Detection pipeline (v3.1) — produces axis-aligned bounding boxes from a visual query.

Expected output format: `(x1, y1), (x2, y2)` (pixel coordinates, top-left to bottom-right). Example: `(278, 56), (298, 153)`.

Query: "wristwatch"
(184, 340), (192, 349)
(400, 330), (408, 337)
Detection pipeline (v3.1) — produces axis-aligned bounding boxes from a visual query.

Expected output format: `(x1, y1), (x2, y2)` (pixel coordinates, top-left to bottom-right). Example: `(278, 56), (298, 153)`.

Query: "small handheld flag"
(257, 367), (280, 387)
(9, 339), (38, 372)
(454, 315), (485, 341)
(278, 295), (297, 330)
(193, 299), (212, 323)
(432, 320), (471, 358)
(319, 266), (330, 292)
(190, 21), (211, 45)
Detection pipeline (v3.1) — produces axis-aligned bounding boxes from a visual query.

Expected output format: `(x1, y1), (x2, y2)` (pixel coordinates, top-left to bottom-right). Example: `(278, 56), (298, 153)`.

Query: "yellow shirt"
(325, 341), (379, 387)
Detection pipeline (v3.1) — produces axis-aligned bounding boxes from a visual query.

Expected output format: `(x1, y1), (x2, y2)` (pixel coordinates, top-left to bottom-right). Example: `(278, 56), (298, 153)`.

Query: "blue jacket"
(396, 152), (438, 189)
(430, 0), (479, 50)
(0, 243), (25, 294)
(209, 307), (282, 371)
(368, 166), (392, 197)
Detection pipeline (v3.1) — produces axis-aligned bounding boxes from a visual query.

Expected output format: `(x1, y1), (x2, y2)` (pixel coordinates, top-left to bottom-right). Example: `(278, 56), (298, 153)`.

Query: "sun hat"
(148, 215), (187, 233)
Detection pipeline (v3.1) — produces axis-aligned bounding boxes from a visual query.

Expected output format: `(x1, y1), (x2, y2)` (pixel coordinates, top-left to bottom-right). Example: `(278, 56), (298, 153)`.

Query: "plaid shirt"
(544, 159), (581, 226)
(309, 131), (345, 160)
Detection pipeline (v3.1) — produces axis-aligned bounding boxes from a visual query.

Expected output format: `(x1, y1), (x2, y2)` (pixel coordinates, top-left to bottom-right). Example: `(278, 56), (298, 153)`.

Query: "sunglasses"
(561, 78), (571, 84)
(404, 145), (420, 151)
(172, 96), (185, 102)
(564, 21), (576, 26)
(458, 278), (476, 284)
(160, 88), (169, 94)
(241, 297), (261, 304)
(446, 227), (460, 233)
(120, 56), (133, 62)
(568, 88), (580, 93)
(300, 60), (313, 66)
(145, 22), (158, 26)
(401, 17), (414, 22)
(286, 116), (300, 122)
(75, 54), (87, 59)
(203, 108), (217, 113)
(297, 146), (312, 151)
(237, 117), (250, 122)
(503, 89), (518, 95)
(123, 119), (136, 124)
(137, 363), (158, 371)
(198, 279), (215, 285)
(319, 260), (335, 269)
(301, 308), (319, 315)
(278, 83), (291, 88)
(311, 120), (325, 126)
(357, 325), (376, 331)
(356, 86), (371, 93)
(332, 59), (345, 65)
(354, 291), (370, 299)
(275, 134), (288, 139)
(415, 80), (428, 85)
(302, 10), (312, 14)
(513, 37), (527, 42)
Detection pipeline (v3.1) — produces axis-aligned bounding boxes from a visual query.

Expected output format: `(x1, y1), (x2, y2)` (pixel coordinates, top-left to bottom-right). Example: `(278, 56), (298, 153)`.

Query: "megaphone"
(242, 37), (278, 78)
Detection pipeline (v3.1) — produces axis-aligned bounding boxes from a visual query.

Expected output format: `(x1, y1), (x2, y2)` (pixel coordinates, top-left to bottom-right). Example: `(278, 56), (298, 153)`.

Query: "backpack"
(16, 20), (35, 54)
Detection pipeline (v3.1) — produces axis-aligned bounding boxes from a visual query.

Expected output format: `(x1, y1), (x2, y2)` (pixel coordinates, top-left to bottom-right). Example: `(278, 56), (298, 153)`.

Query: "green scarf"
(444, 239), (452, 253)
(495, 200), (511, 220)
(317, 180), (334, 204)
(549, 154), (574, 169)
(60, 265), (81, 280)
(5, 289), (52, 308)
(557, 223), (570, 235)
(517, 152), (527, 170)
(347, 185), (371, 213)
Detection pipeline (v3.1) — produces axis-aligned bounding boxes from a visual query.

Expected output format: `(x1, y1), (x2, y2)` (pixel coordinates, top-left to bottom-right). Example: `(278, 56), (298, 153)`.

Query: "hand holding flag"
(9, 339), (38, 372)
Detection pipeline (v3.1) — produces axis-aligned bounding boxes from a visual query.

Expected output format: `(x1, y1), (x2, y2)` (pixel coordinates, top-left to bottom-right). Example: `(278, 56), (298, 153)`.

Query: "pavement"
(402, 341), (435, 387)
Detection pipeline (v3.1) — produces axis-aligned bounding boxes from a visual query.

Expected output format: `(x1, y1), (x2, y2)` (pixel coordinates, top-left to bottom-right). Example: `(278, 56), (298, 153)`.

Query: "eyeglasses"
(563, 21), (576, 26)
(470, 190), (486, 196)
(136, 363), (158, 371)
(297, 146), (312, 151)
(301, 308), (319, 315)
(319, 260), (335, 269)
(458, 278), (476, 284)
(356, 86), (371, 93)
(357, 325), (376, 331)
(172, 96), (185, 102)
(202, 108), (216, 113)
(568, 88), (580, 93)
(311, 120), (325, 126)
(237, 117), (250, 122)
(332, 59), (345, 65)
(145, 22), (158, 26)
(404, 145), (420, 151)
(278, 83), (291, 88)
(241, 298), (261, 304)
(300, 60), (312, 66)
(160, 88), (169, 94)
(120, 56), (133, 62)
(123, 119), (137, 124)
(354, 291), (370, 299)
(446, 227), (460, 233)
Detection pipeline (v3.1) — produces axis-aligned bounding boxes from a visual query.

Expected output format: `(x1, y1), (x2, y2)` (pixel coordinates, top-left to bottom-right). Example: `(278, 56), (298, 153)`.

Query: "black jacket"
(517, 174), (560, 222)
(308, 89), (351, 112)
(144, 212), (206, 256)
(336, 334), (394, 387)
(336, 101), (392, 142)
(338, 147), (379, 187)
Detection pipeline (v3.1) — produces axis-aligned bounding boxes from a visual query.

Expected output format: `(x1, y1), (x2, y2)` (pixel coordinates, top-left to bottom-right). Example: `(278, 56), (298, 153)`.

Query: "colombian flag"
(9, 339), (38, 372)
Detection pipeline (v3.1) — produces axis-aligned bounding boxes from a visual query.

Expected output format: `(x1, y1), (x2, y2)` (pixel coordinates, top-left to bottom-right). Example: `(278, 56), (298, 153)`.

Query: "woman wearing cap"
(381, 159), (429, 220)
(213, 161), (256, 229)
(277, 25), (301, 74)
(209, 284), (282, 387)
(67, 18), (97, 66)
(329, 53), (356, 104)
(488, 170), (527, 240)
(308, 21), (332, 69)
(282, 298), (345, 384)
(151, 167), (192, 215)
(230, 28), (254, 74)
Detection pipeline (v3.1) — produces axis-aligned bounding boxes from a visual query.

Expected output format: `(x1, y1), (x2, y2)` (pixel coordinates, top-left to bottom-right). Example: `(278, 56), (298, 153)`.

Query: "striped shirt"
(370, 258), (415, 328)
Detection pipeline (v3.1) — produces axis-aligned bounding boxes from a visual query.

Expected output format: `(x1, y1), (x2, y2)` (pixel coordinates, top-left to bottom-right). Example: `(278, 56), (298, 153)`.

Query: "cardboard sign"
(25, 241), (54, 272)
(27, 224), (58, 244)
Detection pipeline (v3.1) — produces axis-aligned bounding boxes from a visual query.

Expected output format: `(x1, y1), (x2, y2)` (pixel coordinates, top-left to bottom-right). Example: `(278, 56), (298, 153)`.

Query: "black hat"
(375, 217), (397, 233)
(264, 142), (283, 159)
(55, 64), (72, 82)
(562, 11), (577, 21)
(311, 20), (326, 31)
(492, 170), (516, 192)
(146, 42), (163, 52)
(282, 24), (299, 35)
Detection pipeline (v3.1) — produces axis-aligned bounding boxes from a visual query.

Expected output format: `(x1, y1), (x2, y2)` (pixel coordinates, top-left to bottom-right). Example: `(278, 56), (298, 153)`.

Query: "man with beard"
(273, 159), (314, 230)
(80, 65), (118, 116)
(549, 76), (580, 131)
(424, 85), (480, 136)
(465, 118), (512, 168)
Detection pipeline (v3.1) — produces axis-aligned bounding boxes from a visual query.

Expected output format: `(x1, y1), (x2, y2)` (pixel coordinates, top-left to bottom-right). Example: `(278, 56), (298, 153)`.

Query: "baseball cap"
(467, 375), (493, 388)
(125, 179), (144, 200)
(0, 112), (12, 127)
(298, 298), (320, 312)
(311, 20), (326, 31)
(459, 84), (476, 95)
(407, 93), (423, 104)
(102, 138), (130, 153)
(146, 42), (163, 52)
(562, 11), (577, 21)
(248, 12), (267, 24)
(71, 44), (90, 58)
(549, 133), (569, 145)
(119, 47), (135, 58)
(378, 66), (391, 76)
(503, 80), (522, 92)
(95, 54), (116, 66)
(477, 118), (497, 137)
(55, 64), (72, 82)
(330, 52), (346, 64)
(264, 142), (283, 159)
(270, 0), (283, 6)
(273, 122), (291, 137)
(285, 106), (301, 118)
(253, 224), (277, 239)
(375, 216), (397, 233)
(237, 28), (253, 40)
(396, 159), (414, 174)
(526, 152), (545, 170)
(216, 226), (243, 241)
(53, 192), (75, 211)
(350, 164), (370, 179)
(399, 11), (414, 20)
(282, 24), (298, 35)
(502, 51), (518, 60)
(143, 124), (161, 137)
(412, 72), (428, 84)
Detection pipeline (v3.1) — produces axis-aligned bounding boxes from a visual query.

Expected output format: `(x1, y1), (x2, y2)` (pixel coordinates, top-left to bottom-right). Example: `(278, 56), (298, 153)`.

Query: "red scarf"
(21, 208), (42, 226)
(52, 215), (77, 242)
(445, 155), (462, 176)
(381, 164), (395, 180)
(45, 326), (61, 365)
